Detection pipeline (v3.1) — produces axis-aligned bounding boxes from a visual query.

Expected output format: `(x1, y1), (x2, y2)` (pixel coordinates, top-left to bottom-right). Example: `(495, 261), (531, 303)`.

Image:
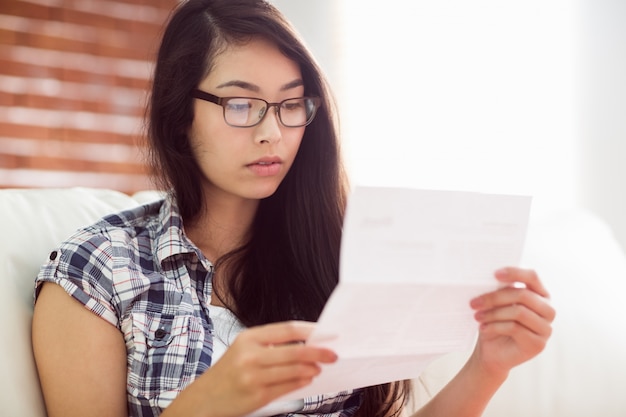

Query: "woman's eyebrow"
(216, 80), (260, 92)
(281, 79), (304, 91)
(216, 79), (304, 92)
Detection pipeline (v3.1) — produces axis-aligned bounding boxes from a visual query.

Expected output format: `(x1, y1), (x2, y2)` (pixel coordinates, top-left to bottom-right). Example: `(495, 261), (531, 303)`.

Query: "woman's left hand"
(469, 267), (556, 378)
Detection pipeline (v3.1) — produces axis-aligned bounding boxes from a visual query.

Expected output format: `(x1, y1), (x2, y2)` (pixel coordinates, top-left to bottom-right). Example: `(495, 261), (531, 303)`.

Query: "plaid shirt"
(35, 197), (363, 417)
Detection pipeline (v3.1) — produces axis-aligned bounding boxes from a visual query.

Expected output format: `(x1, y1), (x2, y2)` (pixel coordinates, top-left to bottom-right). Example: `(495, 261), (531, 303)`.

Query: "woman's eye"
(226, 100), (252, 112)
(282, 100), (304, 111)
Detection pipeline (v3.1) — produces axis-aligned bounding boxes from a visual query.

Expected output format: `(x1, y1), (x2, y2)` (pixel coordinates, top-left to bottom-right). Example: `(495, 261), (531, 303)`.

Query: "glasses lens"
(223, 98), (266, 127)
(279, 98), (319, 127)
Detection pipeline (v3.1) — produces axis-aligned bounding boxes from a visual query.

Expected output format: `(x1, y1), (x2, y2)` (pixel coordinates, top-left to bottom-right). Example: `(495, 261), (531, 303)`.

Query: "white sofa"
(2, 187), (626, 416)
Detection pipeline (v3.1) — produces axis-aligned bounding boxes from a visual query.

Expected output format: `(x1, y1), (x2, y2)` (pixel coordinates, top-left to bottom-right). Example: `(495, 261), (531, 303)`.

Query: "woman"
(32, 1), (555, 416)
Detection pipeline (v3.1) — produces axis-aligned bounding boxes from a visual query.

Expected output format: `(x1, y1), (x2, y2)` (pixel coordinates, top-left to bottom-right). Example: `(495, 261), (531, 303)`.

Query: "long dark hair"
(147, 1), (410, 415)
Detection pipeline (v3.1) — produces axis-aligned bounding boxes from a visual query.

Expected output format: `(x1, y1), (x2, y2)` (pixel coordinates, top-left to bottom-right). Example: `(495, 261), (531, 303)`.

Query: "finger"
(245, 320), (317, 346)
(475, 303), (553, 338)
(229, 329), (337, 370)
(253, 361), (323, 386)
(258, 375), (317, 404)
(494, 267), (550, 298)
(245, 321), (338, 363)
(471, 287), (556, 322)
(263, 342), (338, 365)
(479, 320), (550, 353)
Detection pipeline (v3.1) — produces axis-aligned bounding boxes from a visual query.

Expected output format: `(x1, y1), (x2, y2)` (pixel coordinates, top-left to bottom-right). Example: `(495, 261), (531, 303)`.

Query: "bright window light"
(336, 0), (579, 216)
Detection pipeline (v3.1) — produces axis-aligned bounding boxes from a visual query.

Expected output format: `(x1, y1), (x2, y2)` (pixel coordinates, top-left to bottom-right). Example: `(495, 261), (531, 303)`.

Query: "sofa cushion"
(0, 187), (160, 417)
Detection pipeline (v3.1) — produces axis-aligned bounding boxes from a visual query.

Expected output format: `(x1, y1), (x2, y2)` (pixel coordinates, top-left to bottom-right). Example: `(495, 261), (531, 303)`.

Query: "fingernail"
(470, 296), (483, 308)
(495, 267), (510, 278)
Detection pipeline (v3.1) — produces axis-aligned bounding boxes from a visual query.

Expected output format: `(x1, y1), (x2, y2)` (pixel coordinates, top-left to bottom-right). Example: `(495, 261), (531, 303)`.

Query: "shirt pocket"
(126, 311), (204, 400)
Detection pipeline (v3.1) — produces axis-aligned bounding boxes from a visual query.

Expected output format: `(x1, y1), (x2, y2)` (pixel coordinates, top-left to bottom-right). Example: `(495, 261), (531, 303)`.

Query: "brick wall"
(0, 0), (177, 194)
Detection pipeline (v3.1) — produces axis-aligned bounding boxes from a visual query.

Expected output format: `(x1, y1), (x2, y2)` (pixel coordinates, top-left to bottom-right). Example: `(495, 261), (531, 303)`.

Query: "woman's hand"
(469, 267), (556, 379)
(167, 321), (337, 417)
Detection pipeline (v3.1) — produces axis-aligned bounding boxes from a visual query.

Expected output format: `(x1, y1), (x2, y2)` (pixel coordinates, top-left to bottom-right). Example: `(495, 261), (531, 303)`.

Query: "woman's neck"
(185, 194), (258, 263)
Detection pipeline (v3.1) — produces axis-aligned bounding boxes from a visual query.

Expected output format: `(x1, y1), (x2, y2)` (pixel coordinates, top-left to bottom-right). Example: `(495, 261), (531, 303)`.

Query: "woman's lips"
(247, 160), (282, 176)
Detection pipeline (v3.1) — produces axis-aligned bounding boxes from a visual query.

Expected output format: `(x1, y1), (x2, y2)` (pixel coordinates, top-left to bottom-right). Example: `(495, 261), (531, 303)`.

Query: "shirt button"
(155, 328), (168, 340)
(49, 251), (58, 261)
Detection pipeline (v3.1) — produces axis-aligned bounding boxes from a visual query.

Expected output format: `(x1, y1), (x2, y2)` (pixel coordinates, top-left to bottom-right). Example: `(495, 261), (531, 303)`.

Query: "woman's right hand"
(164, 321), (337, 417)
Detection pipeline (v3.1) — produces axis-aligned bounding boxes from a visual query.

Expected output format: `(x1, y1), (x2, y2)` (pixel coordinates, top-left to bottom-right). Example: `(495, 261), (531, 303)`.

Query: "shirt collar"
(154, 195), (213, 271)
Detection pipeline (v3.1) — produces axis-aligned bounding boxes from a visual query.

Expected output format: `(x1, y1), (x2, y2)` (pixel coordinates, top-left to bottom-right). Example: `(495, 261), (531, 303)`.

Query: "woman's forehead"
(203, 38), (303, 93)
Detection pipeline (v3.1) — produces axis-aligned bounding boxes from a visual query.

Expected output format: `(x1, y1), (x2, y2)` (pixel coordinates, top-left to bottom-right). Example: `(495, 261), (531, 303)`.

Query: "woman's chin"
(252, 187), (280, 200)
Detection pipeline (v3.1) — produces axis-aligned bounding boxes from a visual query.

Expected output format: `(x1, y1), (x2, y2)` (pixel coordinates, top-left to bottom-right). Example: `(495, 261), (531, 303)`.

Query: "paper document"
(279, 186), (531, 401)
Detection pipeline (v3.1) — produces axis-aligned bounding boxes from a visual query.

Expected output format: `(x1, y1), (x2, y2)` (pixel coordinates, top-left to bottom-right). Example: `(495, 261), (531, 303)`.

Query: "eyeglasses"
(192, 89), (321, 128)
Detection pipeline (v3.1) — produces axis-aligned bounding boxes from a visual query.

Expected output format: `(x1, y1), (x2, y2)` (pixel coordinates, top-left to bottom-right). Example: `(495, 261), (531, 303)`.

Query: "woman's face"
(189, 37), (306, 205)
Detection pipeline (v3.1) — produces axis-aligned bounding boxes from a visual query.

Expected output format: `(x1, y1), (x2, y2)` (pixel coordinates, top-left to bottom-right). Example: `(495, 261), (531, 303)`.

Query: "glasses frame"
(192, 89), (321, 128)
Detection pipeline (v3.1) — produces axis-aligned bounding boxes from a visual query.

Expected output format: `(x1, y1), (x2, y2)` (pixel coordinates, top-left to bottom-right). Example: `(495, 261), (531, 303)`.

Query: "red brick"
(0, 56), (149, 89)
(0, 0), (175, 193)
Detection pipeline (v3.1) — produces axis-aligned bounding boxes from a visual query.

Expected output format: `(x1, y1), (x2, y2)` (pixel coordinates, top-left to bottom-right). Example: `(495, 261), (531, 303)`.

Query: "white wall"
(272, 0), (626, 253)
(578, 0), (626, 252)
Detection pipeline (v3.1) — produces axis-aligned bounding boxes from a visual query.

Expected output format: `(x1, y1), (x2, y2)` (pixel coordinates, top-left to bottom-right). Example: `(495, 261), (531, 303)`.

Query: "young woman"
(32, 1), (555, 417)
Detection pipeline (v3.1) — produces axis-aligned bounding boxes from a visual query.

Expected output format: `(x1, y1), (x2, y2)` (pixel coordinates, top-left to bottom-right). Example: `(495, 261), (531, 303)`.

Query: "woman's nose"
(254, 106), (282, 144)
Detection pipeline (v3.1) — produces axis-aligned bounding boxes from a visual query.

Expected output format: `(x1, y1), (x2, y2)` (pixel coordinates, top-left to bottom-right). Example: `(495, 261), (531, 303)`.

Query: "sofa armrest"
(0, 187), (161, 417)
